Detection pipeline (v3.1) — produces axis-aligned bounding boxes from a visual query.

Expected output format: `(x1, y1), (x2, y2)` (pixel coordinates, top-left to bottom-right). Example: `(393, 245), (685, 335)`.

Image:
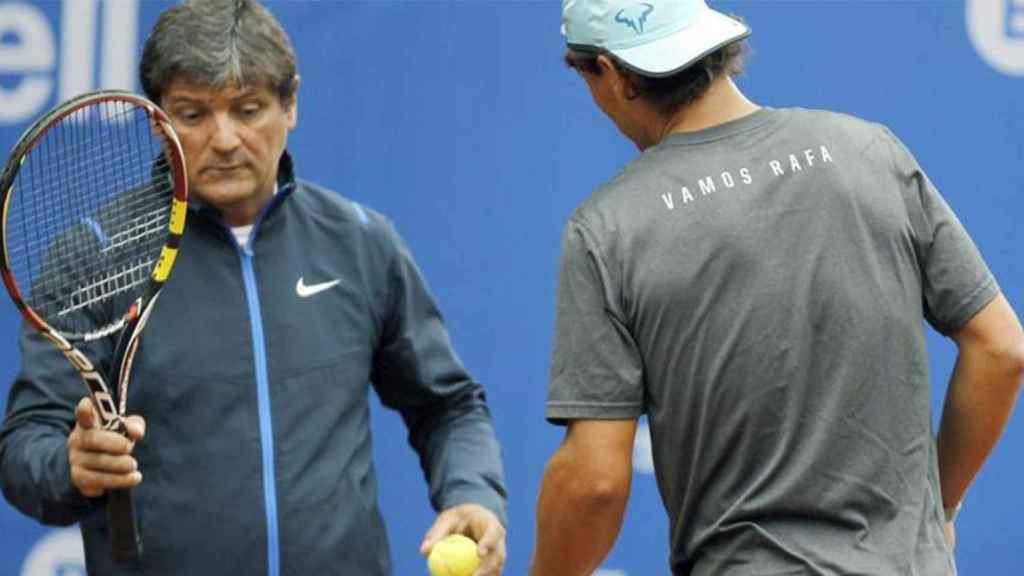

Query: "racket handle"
(108, 488), (142, 561)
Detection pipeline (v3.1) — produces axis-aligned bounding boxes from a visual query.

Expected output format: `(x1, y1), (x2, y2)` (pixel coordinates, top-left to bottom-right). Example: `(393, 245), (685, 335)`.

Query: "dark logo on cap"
(615, 3), (655, 35)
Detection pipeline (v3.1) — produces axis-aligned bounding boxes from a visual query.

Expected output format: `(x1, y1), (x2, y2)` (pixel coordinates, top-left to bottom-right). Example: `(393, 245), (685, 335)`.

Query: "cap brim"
(609, 9), (750, 77)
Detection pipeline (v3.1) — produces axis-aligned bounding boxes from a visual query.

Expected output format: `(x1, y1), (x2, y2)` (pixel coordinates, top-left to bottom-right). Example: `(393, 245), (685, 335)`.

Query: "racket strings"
(22, 204), (169, 306)
(20, 132), (170, 202)
(27, 214), (166, 299)
(15, 150), (163, 230)
(100, 205), (172, 253)
(13, 128), (171, 235)
(6, 100), (176, 337)
(8, 183), (172, 262)
(59, 258), (155, 317)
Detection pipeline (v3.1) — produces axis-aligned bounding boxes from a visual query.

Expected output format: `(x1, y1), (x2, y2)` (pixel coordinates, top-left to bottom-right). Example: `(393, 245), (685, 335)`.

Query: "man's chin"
(192, 184), (258, 208)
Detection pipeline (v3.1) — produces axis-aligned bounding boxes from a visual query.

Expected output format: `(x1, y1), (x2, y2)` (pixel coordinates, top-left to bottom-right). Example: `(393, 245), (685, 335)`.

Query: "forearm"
(416, 394), (508, 525)
(1, 326), (105, 524)
(374, 236), (509, 522)
(0, 425), (91, 525)
(937, 338), (1024, 508)
(530, 445), (630, 576)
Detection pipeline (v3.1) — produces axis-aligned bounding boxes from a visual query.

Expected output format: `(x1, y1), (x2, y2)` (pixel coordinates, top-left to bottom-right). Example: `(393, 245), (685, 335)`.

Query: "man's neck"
(646, 77), (760, 148)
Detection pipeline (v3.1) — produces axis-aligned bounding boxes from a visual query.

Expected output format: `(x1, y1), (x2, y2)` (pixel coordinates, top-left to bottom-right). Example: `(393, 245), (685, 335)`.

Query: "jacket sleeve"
(369, 220), (508, 527)
(0, 322), (107, 525)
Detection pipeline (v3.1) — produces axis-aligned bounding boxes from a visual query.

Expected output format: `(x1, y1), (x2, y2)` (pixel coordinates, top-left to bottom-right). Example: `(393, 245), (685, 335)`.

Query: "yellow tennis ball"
(427, 534), (481, 576)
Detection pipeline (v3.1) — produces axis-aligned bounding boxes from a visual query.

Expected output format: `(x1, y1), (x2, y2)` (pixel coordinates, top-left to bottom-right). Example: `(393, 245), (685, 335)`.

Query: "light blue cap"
(562, 0), (750, 77)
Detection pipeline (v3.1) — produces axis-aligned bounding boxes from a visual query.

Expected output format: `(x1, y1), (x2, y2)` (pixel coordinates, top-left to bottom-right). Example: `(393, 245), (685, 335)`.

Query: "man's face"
(576, 57), (647, 149)
(161, 77), (297, 225)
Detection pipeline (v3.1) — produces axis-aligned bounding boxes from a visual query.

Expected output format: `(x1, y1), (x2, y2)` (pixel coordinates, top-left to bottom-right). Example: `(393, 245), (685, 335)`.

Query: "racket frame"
(0, 90), (189, 560)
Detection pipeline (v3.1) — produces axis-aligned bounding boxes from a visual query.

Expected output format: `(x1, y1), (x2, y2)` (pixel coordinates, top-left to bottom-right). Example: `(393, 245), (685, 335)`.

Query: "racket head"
(0, 90), (188, 344)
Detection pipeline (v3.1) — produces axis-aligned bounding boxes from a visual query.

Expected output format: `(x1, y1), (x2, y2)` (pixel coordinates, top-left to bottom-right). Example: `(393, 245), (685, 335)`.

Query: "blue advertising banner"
(0, 1), (1020, 574)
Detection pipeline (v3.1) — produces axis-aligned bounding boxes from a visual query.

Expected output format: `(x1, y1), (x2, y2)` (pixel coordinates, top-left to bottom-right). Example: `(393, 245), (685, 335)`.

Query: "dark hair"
(565, 38), (747, 116)
(140, 0), (298, 104)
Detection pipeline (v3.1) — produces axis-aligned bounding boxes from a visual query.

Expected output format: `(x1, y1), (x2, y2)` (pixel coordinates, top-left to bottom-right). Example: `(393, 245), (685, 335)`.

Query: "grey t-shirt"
(547, 108), (997, 575)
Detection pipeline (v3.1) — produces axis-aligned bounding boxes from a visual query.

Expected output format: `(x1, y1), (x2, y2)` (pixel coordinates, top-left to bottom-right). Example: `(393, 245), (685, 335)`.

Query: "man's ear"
(595, 53), (620, 86)
(286, 75), (300, 129)
(596, 54), (617, 75)
(596, 54), (638, 101)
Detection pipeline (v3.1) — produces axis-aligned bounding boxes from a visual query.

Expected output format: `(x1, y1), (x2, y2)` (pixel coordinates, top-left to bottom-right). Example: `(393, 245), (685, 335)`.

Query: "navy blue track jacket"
(0, 153), (508, 575)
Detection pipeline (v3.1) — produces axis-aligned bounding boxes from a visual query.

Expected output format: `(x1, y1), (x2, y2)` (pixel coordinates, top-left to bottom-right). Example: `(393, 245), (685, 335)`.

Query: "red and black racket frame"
(0, 90), (189, 562)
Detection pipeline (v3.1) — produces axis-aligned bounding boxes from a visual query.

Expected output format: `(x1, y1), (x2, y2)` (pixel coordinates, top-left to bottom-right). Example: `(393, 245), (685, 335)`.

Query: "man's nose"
(209, 113), (242, 153)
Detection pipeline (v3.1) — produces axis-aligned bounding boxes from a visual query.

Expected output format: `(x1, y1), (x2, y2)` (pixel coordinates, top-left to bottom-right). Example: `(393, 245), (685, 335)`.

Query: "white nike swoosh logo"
(296, 277), (340, 298)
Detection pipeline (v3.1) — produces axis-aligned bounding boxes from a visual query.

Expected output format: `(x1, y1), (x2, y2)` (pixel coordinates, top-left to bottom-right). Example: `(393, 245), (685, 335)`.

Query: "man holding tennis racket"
(0, 1), (506, 574)
(530, 0), (1024, 574)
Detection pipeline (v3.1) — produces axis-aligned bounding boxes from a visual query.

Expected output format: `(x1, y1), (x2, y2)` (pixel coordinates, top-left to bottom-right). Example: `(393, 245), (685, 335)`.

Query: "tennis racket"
(0, 90), (188, 561)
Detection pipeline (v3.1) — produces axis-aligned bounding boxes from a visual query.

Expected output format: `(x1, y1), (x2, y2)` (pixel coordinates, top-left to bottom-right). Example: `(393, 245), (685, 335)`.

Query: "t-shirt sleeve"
(885, 128), (998, 333)
(546, 217), (644, 424)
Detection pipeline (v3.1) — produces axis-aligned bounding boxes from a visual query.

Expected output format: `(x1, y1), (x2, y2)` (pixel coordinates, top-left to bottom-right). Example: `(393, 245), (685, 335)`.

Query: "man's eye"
(176, 110), (202, 122)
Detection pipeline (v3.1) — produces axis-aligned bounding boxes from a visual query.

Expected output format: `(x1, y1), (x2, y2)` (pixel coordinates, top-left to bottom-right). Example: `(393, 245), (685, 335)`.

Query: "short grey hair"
(140, 0), (298, 104)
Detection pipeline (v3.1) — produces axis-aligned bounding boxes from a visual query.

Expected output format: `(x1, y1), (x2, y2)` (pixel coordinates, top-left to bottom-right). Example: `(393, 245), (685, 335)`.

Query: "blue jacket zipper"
(201, 186), (291, 576)
(239, 244), (280, 576)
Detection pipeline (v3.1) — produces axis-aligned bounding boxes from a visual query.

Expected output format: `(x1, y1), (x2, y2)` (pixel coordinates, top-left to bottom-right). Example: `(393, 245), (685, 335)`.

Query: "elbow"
(544, 452), (631, 511)
(1005, 340), (1024, 391)
(577, 476), (631, 510)
(561, 475), (631, 517)
(982, 336), (1024, 394)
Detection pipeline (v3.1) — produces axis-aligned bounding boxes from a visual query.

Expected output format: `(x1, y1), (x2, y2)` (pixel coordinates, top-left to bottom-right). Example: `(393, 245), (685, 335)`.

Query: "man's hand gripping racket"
(0, 91), (188, 561)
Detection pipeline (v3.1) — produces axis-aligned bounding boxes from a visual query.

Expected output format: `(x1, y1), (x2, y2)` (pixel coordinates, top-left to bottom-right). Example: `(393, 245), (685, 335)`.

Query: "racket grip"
(108, 488), (142, 561)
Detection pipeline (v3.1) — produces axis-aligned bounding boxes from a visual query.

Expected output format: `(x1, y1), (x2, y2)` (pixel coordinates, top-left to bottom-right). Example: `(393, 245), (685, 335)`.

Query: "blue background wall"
(1, 1), (1021, 574)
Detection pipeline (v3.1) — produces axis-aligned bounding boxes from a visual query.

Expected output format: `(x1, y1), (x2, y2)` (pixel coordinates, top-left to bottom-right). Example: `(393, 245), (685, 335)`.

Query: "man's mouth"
(203, 165), (245, 175)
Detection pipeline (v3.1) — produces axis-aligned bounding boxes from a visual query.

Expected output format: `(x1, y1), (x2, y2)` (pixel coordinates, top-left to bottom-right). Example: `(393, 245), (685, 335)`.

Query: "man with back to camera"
(530, 0), (1024, 574)
(0, 1), (507, 574)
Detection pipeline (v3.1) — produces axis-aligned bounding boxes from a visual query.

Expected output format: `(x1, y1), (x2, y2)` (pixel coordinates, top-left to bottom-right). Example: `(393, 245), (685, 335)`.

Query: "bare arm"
(937, 293), (1024, 511)
(529, 419), (636, 576)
